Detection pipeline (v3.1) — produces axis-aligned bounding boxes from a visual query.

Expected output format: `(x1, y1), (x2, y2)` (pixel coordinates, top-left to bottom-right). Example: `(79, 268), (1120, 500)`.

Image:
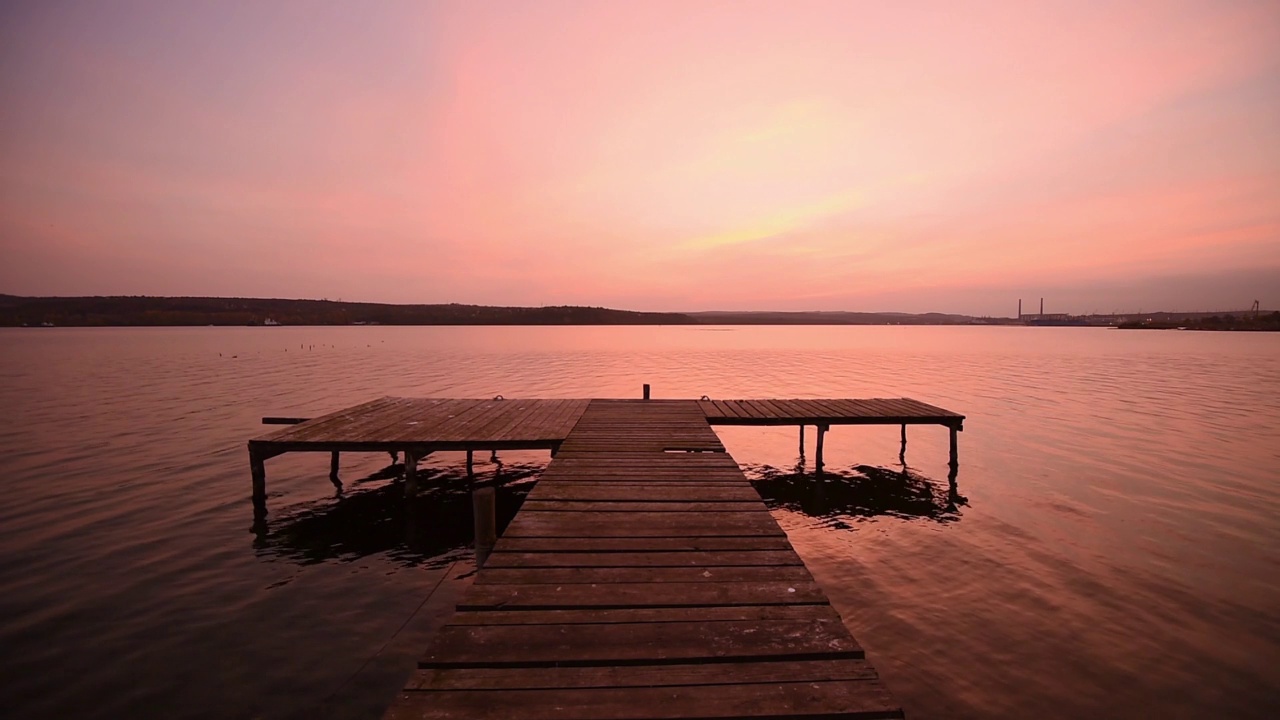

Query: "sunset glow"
(2, 0), (1278, 314)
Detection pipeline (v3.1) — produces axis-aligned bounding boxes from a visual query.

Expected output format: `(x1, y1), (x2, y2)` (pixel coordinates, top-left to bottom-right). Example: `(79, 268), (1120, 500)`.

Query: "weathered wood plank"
(475, 566), (815, 585)
(406, 657), (881, 690)
(503, 511), (785, 538)
(483, 550), (804, 568)
(459, 581), (828, 610)
(492, 536), (795, 552)
(524, 484), (761, 502)
(518, 500), (763, 513)
(385, 681), (903, 720)
(442, 604), (839, 626)
(420, 617), (860, 667)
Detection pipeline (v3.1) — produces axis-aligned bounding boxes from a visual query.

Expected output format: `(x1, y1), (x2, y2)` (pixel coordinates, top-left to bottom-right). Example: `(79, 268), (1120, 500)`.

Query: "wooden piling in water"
(472, 485), (496, 569)
(250, 449), (266, 508)
(815, 424), (827, 472)
(642, 383), (650, 400)
(949, 426), (959, 468)
(329, 451), (341, 490)
(404, 449), (419, 496)
(799, 424), (805, 457)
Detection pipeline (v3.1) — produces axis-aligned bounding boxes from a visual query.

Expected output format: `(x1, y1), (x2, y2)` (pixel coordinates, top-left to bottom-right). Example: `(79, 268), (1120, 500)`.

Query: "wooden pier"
(247, 395), (965, 718)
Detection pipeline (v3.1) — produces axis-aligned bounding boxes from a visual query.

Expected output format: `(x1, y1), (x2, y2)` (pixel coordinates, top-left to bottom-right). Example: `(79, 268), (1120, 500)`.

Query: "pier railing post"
(473, 485), (497, 569)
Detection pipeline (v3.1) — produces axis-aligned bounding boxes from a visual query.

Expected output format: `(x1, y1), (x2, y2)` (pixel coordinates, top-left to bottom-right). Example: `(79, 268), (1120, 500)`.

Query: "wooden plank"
(459, 581), (828, 610)
(385, 681), (903, 719)
(807, 398), (850, 418)
(483, 550), (804, 568)
(518, 501), (763, 512)
(492, 536), (794, 552)
(480, 399), (557, 441)
(420, 618), (860, 667)
(405, 657), (881, 690)
(475, 566), (814, 585)
(782, 398), (829, 418)
(524, 484), (761, 502)
(733, 400), (769, 419)
(752, 398), (793, 419)
(375, 398), (479, 443)
(503, 511), (785, 538)
(442, 604), (837, 626)
(829, 397), (880, 415)
(257, 396), (394, 442)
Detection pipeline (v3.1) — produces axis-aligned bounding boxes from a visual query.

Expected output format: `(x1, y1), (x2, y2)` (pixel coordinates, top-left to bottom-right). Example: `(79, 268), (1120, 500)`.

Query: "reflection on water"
(252, 461), (543, 569)
(746, 462), (966, 524)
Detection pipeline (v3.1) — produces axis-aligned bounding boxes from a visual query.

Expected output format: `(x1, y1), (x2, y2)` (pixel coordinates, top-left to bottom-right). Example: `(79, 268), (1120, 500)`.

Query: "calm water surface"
(1, 326), (1278, 719)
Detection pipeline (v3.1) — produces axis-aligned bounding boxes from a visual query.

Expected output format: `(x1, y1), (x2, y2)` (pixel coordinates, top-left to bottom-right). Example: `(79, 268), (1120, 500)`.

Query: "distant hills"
(687, 310), (981, 325)
(0, 295), (695, 327)
(0, 295), (1004, 327)
(3, 294), (1267, 328)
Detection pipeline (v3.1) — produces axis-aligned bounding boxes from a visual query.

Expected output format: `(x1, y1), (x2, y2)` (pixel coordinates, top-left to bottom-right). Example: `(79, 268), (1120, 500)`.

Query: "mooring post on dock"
(329, 451), (342, 490)
(815, 424), (828, 473)
(472, 485), (497, 569)
(642, 383), (650, 400)
(404, 449), (419, 496)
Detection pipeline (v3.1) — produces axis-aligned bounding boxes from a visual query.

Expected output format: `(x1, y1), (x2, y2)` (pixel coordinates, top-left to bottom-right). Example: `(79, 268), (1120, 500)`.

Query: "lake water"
(1, 325), (1277, 719)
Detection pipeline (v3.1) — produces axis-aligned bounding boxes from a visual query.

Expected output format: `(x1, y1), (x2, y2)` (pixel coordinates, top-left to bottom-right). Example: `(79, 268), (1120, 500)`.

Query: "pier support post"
(900, 424), (907, 464)
(949, 426), (959, 469)
(405, 449), (419, 496)
(815, 424), (828, 474)
(329, 451), (342, 490)
(799, 425), (805, 458)
(250, 447), (267, 511)
(473, 485), (497, 569)
(466, 450), (474, 477)
(643, 383), (650, 400)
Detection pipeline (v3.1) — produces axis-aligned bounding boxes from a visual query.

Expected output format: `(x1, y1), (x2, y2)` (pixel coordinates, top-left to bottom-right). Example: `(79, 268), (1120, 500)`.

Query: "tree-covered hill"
(0, 295), (697, 327)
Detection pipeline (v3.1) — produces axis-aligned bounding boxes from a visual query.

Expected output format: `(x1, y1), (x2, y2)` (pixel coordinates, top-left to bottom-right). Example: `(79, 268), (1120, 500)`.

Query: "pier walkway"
(380, 399), (907, 719)
(247, 395), (967, 717)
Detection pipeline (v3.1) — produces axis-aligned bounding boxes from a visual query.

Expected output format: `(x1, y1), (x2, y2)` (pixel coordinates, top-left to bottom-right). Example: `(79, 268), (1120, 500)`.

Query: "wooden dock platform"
(246, 394), (967, 718)
(384, 400), (903, 719)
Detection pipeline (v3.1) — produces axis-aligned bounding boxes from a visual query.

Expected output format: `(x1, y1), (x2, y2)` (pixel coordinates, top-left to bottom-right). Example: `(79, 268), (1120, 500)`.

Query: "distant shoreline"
(0, 294), (1272, 329)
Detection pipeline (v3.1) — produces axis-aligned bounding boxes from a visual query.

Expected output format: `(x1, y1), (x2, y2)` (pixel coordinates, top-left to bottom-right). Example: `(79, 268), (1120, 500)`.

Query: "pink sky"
(1, 0), (1278, 315)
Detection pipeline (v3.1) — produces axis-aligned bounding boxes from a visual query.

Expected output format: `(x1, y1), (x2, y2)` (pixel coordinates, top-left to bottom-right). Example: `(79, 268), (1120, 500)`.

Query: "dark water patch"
(744, 462), (966, 522)
(252, 461), (544, 568)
